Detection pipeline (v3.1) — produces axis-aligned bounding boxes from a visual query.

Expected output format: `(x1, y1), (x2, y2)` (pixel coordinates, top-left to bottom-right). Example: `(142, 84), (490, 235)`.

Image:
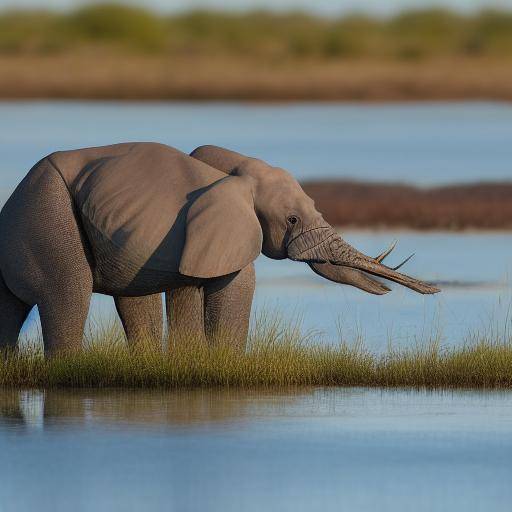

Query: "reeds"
(2, 315), (512, 389)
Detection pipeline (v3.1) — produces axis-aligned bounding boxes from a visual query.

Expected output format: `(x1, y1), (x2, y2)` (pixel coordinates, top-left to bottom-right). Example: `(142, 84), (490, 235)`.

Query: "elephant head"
(182, 145), (439, 295)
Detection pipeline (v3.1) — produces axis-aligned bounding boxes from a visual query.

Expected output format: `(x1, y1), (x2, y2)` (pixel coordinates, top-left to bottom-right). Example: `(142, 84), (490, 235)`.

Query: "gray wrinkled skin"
(189, 145), (439, 296)
(162, 145), (437, 349)
(0, 143), (438, 355)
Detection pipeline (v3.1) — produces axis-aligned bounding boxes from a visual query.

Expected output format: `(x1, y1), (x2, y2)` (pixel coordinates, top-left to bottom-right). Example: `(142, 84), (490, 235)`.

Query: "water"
(1, 102), (511, 510)
(255, 230), (512, 349)
(2, 101), (512, 198)
(0, 387), (511, 512)
(1, 101), (512, 348)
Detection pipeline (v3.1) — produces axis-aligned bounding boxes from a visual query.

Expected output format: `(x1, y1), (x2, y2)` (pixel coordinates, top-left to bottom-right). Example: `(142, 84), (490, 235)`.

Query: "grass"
(2, 315), (512, 389)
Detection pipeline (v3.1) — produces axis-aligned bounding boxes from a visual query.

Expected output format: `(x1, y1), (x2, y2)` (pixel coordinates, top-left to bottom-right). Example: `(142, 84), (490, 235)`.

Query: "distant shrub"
(0, 10), (63, 54)
(66, 3), (167, 51)
(323, 16), (383, 58)
(469, 9), (512, 55)
(2, 5), (512, 59)
(388, 9), (467, 59)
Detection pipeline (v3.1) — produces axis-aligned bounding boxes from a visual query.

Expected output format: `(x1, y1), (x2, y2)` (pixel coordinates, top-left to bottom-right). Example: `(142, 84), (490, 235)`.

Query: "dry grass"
(1, 53), (512, 101)
(303, 181), (512, 230)
(2, 315), (512, 389)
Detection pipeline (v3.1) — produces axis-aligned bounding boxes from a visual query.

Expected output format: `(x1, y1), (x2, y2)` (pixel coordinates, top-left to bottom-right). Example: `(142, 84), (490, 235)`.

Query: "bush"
(2, 5), (512, 59)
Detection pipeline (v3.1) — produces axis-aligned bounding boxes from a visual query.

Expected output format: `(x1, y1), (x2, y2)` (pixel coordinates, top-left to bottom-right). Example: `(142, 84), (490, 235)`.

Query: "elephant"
(0, 142), (438, 354)
(141, 144), (440, 349)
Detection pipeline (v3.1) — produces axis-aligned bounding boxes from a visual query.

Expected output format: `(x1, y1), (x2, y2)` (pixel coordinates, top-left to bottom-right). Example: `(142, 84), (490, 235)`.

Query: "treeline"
(303, 181), (512, 230)
(2, 4), (512, 60)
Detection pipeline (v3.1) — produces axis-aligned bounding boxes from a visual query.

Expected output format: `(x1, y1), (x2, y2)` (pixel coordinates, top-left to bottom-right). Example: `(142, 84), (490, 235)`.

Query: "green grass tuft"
(2, 315), (512, 389)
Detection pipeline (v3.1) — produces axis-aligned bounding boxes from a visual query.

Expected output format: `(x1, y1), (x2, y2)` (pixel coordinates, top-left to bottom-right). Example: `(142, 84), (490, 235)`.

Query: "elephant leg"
(203, 263), (255, 349)
(0, 160), (93, 355)
(166, 287), (206, 348)
(38, 278), (92, 355)
(0, 274), (31, 350)
(114, 294), (163, 348)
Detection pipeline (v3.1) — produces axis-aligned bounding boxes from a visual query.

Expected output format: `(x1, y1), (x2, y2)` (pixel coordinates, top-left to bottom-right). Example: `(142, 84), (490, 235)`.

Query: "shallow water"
(0, 387), (511, 512)
(1, 101), (512, 348)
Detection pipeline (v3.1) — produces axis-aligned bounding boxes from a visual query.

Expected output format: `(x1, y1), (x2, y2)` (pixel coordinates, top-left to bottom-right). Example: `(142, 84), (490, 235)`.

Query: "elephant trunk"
(288, 226), (439, 295)
(308, 262), (391, 295)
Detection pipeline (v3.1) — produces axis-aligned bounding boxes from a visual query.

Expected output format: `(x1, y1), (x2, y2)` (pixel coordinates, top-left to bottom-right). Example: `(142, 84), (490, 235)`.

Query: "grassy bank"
(303, 181), (512, 230)
(2, 6), (512, 100)
(2, 319), (512, 389)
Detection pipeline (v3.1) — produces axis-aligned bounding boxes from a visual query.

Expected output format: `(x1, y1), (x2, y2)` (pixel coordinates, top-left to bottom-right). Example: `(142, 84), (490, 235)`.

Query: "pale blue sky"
(0, 0), (511, 15)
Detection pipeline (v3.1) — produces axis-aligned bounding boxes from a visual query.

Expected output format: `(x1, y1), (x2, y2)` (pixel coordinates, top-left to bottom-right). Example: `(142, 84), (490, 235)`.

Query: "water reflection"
(1, 388), (512, 512)
(2, 387), (512, 433)
(0, 388), (316, 432)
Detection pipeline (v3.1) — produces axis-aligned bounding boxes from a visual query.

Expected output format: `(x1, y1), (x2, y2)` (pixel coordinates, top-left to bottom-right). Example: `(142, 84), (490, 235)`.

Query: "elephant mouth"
(288, 232), (439, 295)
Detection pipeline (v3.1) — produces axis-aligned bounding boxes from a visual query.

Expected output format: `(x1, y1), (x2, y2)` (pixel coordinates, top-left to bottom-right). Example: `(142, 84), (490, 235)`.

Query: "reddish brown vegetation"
(302, 181), (512, 230)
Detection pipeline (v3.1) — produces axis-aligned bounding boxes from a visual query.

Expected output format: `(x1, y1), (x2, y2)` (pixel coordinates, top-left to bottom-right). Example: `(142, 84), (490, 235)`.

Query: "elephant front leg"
(203, 263), (255, 350)
(166, 287), (206, 348)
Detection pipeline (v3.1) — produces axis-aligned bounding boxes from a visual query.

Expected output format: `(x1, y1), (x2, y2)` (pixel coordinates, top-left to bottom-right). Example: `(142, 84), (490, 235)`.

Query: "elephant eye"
(287, 216), (298, 225)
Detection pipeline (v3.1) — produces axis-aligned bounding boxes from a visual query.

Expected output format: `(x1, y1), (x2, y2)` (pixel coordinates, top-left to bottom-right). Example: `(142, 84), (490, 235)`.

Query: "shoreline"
(2, 331), (512, 389)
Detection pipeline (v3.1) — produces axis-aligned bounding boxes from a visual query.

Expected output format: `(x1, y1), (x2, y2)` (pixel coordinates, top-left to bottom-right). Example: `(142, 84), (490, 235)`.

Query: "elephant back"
(51, 142), (225, 282)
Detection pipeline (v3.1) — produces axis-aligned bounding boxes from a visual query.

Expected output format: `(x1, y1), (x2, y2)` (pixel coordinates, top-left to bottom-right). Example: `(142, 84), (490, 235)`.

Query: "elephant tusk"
(392, 253), (415, 271)
(375, 240), (398, 263)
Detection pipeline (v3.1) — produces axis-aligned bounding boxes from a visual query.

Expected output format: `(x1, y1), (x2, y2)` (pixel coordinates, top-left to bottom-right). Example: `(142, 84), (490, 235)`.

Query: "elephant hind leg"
(0, 160), (95, 355)
(0, 273), (31, 350)
(38, 283), (92, 356)
(114, 295), (163, 349)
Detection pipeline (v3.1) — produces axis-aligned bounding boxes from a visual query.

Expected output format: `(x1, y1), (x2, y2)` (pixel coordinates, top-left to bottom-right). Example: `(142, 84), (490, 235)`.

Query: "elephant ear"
(179, 176), (262, 278)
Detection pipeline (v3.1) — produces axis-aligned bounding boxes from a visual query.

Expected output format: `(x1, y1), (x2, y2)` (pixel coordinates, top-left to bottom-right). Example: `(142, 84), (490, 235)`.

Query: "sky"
(0, 0), (512, 16)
